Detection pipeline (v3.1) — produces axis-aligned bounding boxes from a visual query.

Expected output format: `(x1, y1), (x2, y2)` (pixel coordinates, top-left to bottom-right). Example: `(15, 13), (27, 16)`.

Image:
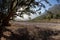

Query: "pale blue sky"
(30, 0), (60, 20)
(32, 0), (60, 13)
(38, 0), (60, 13)
(15, 0), (60, 21)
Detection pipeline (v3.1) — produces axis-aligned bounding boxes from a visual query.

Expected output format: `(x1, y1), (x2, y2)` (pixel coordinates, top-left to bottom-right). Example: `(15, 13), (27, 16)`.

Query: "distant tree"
(46, 11), (53, 20)
(55, 14), (60, 19)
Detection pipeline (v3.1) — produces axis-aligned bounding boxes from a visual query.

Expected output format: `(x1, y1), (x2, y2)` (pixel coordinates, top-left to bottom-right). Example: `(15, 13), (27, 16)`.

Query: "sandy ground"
(8, 21), (60, 30)
(1, 21), (60, 40)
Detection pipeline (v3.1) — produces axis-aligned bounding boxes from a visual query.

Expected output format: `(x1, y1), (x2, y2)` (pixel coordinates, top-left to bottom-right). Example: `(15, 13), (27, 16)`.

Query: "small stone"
(3, 31), (11, 37)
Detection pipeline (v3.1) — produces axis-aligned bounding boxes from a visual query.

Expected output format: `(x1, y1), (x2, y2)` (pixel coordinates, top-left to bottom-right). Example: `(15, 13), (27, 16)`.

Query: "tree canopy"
(0, 0), (59, 26)
(0, 0), (60, 40)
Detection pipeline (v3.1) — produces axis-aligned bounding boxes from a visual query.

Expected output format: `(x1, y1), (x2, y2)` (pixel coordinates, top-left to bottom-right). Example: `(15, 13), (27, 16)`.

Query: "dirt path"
(8, 22), (60, 31)
(1, 22), (60, 40)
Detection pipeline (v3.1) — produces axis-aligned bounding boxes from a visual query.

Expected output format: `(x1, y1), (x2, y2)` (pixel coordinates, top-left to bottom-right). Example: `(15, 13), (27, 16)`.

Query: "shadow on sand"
(0, 24), (60, 40)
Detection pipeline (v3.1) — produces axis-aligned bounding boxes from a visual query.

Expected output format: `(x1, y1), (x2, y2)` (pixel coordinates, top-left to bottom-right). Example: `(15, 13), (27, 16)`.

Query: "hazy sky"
(15, 0), (60, 21)
(40, 0), (59, 13)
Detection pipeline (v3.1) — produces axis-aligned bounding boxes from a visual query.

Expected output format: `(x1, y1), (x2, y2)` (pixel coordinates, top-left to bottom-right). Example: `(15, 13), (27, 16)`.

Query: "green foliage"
(0, 0), (59, 24)
(0, 0), (59, 17)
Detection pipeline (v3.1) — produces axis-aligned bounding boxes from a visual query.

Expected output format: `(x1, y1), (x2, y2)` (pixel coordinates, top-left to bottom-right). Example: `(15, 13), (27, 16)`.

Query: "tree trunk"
(2, 11), (14, 26)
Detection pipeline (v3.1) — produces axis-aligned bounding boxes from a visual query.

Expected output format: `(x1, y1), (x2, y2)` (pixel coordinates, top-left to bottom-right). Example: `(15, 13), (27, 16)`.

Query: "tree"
(0, 0), (59, 40)
(0, 0), (53, 26)
(46, 10), (53, 20)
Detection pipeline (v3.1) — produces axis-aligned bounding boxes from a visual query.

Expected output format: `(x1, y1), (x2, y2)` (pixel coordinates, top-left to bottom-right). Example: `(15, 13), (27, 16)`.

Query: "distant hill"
(32, 4), (60, 20)
(49, 4), (60, 14)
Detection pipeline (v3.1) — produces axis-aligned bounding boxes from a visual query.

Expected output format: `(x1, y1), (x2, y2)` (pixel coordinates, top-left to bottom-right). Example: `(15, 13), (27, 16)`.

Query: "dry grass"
(28, 19), (60, 23)
(1, 21), (60, 40)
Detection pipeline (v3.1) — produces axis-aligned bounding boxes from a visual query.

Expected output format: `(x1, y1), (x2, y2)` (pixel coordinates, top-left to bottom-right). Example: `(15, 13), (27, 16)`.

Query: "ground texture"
(1, 21), (60, 40)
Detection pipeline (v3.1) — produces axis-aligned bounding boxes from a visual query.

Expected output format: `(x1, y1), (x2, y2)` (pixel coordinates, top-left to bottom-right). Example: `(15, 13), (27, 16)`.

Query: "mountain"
(49, 4), (60, 14)
(32, 4), (60, 20)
